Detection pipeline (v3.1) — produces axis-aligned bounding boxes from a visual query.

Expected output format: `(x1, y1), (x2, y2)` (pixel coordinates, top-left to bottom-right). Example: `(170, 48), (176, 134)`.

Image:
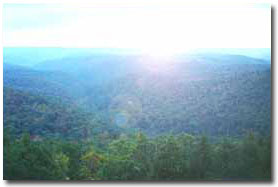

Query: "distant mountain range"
(4, 47), (271, 67)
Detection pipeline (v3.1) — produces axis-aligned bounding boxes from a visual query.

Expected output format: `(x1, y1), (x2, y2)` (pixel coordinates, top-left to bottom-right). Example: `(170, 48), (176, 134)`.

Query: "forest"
(4, 130), (271, 180)
(3, 48), (271, 180)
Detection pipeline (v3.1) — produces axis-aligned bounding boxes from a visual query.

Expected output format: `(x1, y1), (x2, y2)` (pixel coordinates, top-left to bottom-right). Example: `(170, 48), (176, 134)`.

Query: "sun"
(136, 49), (179, 74)
(135, 45), (193, 74)
(138, 46), (190, 65)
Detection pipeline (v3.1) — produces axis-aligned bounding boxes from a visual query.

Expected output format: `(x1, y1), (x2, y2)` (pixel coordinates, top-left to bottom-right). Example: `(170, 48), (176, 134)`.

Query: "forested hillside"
(4, 87), (123, 140)
(3, 48), (271, 180)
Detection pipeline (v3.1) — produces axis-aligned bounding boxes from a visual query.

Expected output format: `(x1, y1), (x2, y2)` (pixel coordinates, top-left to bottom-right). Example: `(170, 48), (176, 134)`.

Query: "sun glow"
(137, 51), (181, 74)
(139, 46), (191, 58)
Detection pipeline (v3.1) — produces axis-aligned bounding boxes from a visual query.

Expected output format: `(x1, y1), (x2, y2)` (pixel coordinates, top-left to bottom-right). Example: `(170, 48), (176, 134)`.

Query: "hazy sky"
(3, 3), (271, 53)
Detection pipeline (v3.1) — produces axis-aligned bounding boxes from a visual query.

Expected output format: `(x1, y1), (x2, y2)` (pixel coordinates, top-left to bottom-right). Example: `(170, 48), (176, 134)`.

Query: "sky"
(3, 2), (271, 53)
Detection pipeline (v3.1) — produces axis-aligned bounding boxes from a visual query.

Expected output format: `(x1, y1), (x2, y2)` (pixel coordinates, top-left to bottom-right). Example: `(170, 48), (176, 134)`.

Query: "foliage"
(3, 50), (271, 180)
(4, 131), (271, 180)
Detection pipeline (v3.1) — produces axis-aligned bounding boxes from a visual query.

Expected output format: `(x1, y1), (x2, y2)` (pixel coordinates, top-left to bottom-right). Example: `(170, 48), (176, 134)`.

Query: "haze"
(3, 3), (271, 52)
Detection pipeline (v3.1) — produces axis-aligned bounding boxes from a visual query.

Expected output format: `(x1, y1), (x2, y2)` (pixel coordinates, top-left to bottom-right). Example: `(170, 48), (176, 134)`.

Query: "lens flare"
(109, 95), (142, 128)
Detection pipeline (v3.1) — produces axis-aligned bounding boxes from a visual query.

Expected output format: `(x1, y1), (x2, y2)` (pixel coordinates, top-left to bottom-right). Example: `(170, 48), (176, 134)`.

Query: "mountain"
(3, 87), (122, 139)
(86, 63), (271, 136)
(190, 48), (271, 62)
(4, 63), (88, 100)
(33, 55), (143, 86)
(3, 48), (271, 138)
(191, 54), (270, 65)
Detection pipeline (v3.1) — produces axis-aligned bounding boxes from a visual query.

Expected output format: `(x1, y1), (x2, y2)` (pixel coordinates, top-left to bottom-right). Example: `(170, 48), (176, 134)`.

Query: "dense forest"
(3, 48), (271, 180)
(4, 130), (271, 180)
